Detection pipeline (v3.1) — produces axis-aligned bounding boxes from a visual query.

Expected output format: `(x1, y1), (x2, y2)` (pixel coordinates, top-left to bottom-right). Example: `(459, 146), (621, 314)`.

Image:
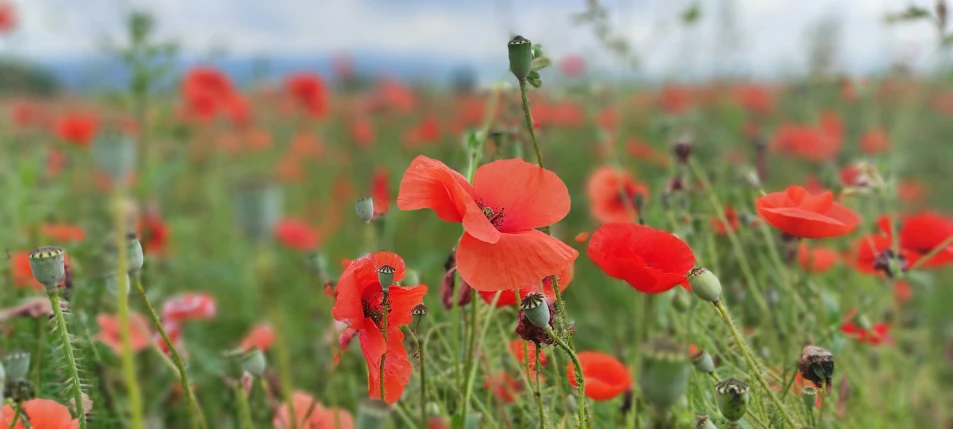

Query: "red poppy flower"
(588, 223), (696, 294)
(860, 128), (889, 155)
(711, 205), (740, 235)
(397, 156), (577, 292)
(478, 264), (573, 307)
(626, 139), (668, 167)
(349, 118), (375, 148)
(0, 398), (78, 429)
(0, 2), (15, 34)
(224, 95), (251, 127)
(273, 391), (355, 429)
(138, 212), (169, 256)
(40, 223), (86, 243)
(54, 113), (98, 148)
(568, 351), (631, 401)
(331, 252), (427, 403)
(96, 312), (153, 355)
(275, 218), (320, 251)
(285, 73), (328, 119)
(770, 122), (841, 162)
(586, 167), (648, 224)
(403, 116), (441, 147)
(841, 317), (890, 346)
(181, 66), (235, 122)
(798, 244), (840, 273)
(755, 186), (860, 238)
(9, 100), (41, 127)
(161, 293), (217, 322)
(733, 84), (774, 113)
(240, 323), (275, 352)
(378, 77), (416, 112)
(877, 213), (953, 268)
(373, 168), (390, 214)
(508, 339), (547, 369)
(897, 179), (928, 205)
(851, 234), (919, 276)
(484, 372), (522, 404)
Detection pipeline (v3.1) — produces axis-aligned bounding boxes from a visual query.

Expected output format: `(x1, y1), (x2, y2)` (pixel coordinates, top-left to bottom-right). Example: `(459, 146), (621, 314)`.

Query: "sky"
(0, 0), (945, 82)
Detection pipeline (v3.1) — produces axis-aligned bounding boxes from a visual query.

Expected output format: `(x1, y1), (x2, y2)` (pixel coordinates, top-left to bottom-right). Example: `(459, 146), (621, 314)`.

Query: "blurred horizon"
(0, 0), (947, 91)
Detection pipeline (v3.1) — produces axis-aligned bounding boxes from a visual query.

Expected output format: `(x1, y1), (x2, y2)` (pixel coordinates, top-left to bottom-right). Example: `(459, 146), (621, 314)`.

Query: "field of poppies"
(3, 3), (953, 429)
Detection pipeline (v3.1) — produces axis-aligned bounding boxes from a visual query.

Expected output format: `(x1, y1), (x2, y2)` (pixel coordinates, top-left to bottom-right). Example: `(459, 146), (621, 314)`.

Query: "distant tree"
(0, 59), (61, 96)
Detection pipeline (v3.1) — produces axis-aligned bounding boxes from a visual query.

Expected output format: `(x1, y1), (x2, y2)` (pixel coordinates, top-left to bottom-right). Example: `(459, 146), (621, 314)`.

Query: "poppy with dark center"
(876, 213), (953, 268)
(397, 156), (577, 292)
(588, 223), (696, 294)
(568, 351), (632, 401)
(586, 166), (648, 224)
(331, 252), (427, 404)
(755, 185), (860, 238)
(0, 398), (79, 429)
(851, 234), (917, 277)
(797, 243), (840, 273)
(478, 264), (573, 307)
(275, 218), (321, 251)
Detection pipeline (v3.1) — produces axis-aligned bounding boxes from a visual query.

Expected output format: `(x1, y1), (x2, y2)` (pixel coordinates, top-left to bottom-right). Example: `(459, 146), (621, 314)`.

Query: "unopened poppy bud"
(672, 290), (691, 312)
(378, 265), (396, 293)
(356, 398), (391, 429)
(798, 345), (835, 390)
(695, 414), (717, 429)
(411, 304), (428, 317)
(691, 349), (714, 374)
(28, 246), (66, 294)
(357, 197), (380, 224)
(715, 377), (749, 422)
(801, 385), (818, 410)
(126, 233), (144, 275)
(402, 269), (420, 286)
(688, 267), (722, 303)
(508, 35), (533, 81)
(241, 348), (267, 377)
(520, 292), (550, 329)
(4, 351), (29, 382)
(638, 339), (691, 410)
(232, 179), (282, 242)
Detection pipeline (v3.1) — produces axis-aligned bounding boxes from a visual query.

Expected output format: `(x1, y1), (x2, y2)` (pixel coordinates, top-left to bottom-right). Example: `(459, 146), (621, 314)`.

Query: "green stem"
(32, 318), (44, 388)
(380, 293), (390, 401)
(460, 289), (478, 419)
(906, 233), (953, 272)
(113, 194), (142, 429)
(545, 327), (589, 429)
(49, 292), (87, 429)
(411, 329), (427, 429)
(534, 345), (547, 429)
(9, 401), (21, 429)
(713, 301), (798, 428)
(234, 383), (254, 429)
(134, 278), (205, 428)
(462, 292), (502, 420)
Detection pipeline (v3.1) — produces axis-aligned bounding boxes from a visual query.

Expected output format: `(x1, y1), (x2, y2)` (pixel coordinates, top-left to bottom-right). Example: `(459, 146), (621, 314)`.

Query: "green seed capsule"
(520, 293), (550, 329)
(355, 197), (376, 223)
(377, 265), (396, 293)
(241, 348), (267, 377)
(28, 247), (66, 294)
(688, 267), (722, 303)
(691, 350), (715, 374)
(4, 351), (30, 382)
(638, 339), (691, 410)
(507, 35), (534, 81)
(802, 385), (818, 410)
(715, 378), (749, 422)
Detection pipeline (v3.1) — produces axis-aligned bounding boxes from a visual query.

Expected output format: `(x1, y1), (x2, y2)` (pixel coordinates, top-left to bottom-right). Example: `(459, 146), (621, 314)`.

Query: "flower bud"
(695, 414), (717, 429)
(799, 345), (834, 390)
(638, 339), (690, 410)
(356, 398), (391, 429)
(507, 35), (534, 81)
(241, 348), (267, 377)
(520, 292), (550, 329)
(126, 233), (145, 275)
(377, 265), (396, 293)
(355, 197), (376, 223)
(801, 385), (818, 410)
(4, 351), (30, 382)
(688, 267), (722, 303)
(691, 349), (714, 374)
(232, 179), (282, 242)
(28, 246), (66, 294)
(715, 377), (749, 422)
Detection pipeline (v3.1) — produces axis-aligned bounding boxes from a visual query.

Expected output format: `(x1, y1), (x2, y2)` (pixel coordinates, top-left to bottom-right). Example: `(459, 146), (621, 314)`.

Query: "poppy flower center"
(872, 248), (907, 278)
(477, 200), (506, 228)
(360, 287), (389, 327)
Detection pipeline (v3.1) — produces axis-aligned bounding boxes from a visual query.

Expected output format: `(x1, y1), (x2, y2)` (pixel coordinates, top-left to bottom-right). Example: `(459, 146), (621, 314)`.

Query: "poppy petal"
(472, 158), (571, 232)
(396, 156), (474, 223)
(456, 230), (578, 292)
(385, 285), (428, 327)
(359, 320), (412, 404)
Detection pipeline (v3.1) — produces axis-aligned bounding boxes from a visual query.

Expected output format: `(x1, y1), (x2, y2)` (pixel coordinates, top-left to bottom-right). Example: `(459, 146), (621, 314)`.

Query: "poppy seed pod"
(105, 272), (131, 297)
(232, 179), (282, 242)
(356, 398), (391, 429)
(802, 385), (818, 409)
(520, 292), (550, 329)
(4, 350), (30, 382)
(411, 303), (428, 317)
(378, 265), (396, 293)
(638, 339), (691, 410)
(28, 246), (66, 293)
(688, 267), (722, 303)
(241, 348), (267, 377)
(715, 378), (749, 422)
(507, 35), (533, 81)
(126, 233), (144, 275)
(355, 197), (376, 223)
(799, 345), (835, 390)
(691, 349), (715, 374)
(695, 414), (717, 429)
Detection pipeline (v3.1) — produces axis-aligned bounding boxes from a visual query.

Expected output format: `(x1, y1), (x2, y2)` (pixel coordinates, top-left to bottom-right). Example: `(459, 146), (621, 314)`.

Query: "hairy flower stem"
(534, 345), (547, 429)
(380, 293), (390, 401)
(49, 291), (88, 429)
(234, 384), (254, 429)
(134, 278), (204, 428)
(459, 289), (479, 419)
(712, 301), (799, 428)
(409, 329), (428, 429)
(545, 327), (589, 429)
(111, 193), (143, 429)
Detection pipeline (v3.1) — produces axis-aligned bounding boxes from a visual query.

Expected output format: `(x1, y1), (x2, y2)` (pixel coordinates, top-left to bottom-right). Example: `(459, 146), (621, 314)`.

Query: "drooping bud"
(638, 339), (691, 410)
(356, 398), (391, 429)
(688, 267), (722, 303)
(799, 345), (835, 390)
(377, 265), (396, 293)
(28, 246), (66, 294)
(520, 292), (550, 329)
(691, 349), (715, 374)
(695, 414), (717, 429)
(355, 197), (376, 223)
(126, 233), (145, 275)
(801, 385), (818, 410)
(4, 351), (30, 382)
(232, 179), (282, 243)
(507, 35), (534, 81)
(241, 348), (267, 377)
(715, 378), (749, 422)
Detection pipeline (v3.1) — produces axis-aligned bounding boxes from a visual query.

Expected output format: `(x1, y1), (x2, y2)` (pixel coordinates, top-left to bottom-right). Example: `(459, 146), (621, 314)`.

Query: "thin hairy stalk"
(113, 195), (142, 429)
(234, 384), (254, 429)
(712, 301), (799, 428)
(545, 327), (589, 429)
(534, 345), (547, 429)
(450, 270), (463, 383)
(49, 292), (88, 429)
(461, 291), (499, 421)
(380, 294), (390, 401)
(32, 318), (44, 388)
(409, 329), (428, 429)
(134, 278), (204, 428)
(460, 289), (480, 418)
